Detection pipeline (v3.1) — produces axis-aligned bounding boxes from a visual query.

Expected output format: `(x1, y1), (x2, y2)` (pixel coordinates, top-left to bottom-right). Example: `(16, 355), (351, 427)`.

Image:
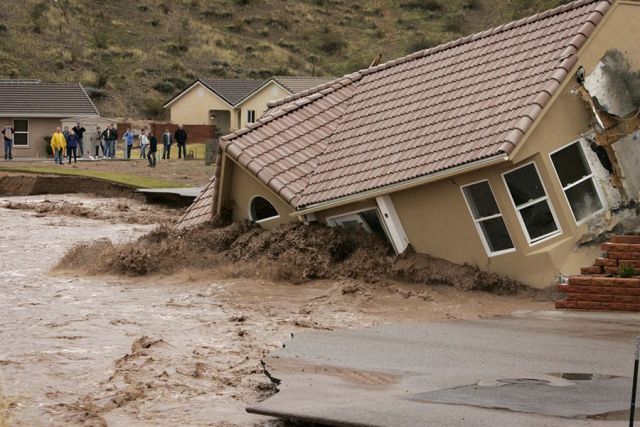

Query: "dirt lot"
(0, 196), (551, 426)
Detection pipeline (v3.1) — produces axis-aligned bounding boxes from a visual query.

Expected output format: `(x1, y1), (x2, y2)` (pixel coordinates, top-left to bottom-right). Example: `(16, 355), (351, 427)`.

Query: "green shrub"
(153, 81), (175, 93)
(400, 0), (443, 11)
(406, 34), (440, 53)
(619, 264), (636, 278)
(444, 11), (466, 32)
(44, 137), (53, 156)
(318, 32), (346, 55)
(143, 97), (167, 119)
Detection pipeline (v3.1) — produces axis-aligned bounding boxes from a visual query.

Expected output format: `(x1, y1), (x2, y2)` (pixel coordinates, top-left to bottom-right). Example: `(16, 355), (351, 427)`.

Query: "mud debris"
(59, 221), (529, 295)
(1, 195), (183, 225)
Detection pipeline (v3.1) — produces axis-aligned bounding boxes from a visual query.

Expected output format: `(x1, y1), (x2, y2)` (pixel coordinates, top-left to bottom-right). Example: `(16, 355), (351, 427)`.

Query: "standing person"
(100, 125), (110, 158)
(93, 126), (103, 158)
(162, 128), (172, 159)
(2, 123), (14, 161)
(147, 131), (157, 167)
(67, 130), (78, 164)
(72, 122), (86, 157)
(174, 124), (187, 159)
(51, 127), (66, 165)
(108, 124), (118, 158)
(122, 128), (134, 159)
(63, 126), (70, 143)
(139, 128), (149, 159)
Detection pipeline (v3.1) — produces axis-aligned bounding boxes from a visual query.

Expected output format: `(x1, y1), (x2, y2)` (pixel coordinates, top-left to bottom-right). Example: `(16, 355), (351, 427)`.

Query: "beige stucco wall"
(237, 82), (290, 129)
(223, 157), (295, 229)
(168, 83), (239, 130)
(0, 117), (61, 158)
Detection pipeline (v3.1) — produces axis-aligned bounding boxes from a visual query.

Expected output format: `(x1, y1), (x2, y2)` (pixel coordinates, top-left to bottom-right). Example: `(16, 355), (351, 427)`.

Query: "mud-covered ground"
(0, 194), (184, 225)
(0, 196), (551, 426)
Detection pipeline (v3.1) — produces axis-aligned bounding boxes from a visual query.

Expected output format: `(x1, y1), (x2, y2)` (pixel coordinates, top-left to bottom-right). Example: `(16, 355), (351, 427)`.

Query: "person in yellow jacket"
(51, 127), (66, 165)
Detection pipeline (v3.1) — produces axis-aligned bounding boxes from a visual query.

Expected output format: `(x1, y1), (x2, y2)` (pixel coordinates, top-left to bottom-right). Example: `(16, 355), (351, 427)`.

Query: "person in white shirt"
(139, 128), (149, 159)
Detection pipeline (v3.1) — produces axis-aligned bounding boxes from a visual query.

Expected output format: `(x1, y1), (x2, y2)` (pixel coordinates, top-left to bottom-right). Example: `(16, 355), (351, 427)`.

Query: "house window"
(13, 119), (28, 146)
(503, 162), (561, 244)
(461, 180), (514, 256)
(550, 141), (603, 223)
(247, 110), (256, 123)
(249, 196), (279, 222)
(327, 208), (393, 250)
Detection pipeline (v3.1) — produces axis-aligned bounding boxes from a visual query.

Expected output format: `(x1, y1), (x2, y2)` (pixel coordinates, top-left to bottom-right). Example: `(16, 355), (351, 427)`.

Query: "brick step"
(556, 300), (640, 311)
(557, 285), (640, 295)
(594, 257), (618, 267)
(567, 276), (640, 287)
(564, 293), (640, 303)
(610, 235), (640, 244)
(581, 266), (603, 275)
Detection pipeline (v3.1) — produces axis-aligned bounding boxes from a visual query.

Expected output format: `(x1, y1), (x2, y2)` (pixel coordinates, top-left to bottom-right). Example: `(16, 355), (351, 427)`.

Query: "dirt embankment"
(58, 221), (529, 295)
(0, 173), (137, 198)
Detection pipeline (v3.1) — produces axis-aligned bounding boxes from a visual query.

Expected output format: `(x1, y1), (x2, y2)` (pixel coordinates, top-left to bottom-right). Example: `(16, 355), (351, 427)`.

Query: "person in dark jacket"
(174, 124), (187, 159)
(2, 123), (14, 160)
(67, 130), (79, 164)
(162, 128), (172, 159)
(147, 131), (158, 167)
(72, 123), (86, 157)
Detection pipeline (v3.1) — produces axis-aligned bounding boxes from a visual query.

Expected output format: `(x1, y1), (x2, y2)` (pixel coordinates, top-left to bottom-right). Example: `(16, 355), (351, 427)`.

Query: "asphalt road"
(248, 310), (640, 426)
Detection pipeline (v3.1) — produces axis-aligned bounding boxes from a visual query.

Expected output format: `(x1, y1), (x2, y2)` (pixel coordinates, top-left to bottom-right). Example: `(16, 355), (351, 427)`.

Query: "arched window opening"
(249, 196), (279, 222)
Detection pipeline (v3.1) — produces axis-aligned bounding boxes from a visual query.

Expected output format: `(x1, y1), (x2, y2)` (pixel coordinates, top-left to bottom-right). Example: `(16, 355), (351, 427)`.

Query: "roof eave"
(291, 153), (510, 217)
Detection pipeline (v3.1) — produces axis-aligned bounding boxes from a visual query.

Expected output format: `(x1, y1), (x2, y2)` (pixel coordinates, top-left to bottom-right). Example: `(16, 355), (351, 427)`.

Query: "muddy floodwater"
(0, 196), (550, 426)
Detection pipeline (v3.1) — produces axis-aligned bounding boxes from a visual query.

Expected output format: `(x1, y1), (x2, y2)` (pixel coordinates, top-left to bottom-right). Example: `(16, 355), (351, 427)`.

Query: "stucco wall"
(168, 83), (239, 130)
(0, 117), (60, 158)
(238, 82), (290, 129)
(224, 158), (295, 229)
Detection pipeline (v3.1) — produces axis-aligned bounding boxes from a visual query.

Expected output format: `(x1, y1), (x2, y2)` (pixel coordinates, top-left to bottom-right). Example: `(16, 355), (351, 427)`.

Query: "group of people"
(50, 123), (87, 165)
(49, 123), (189, 167)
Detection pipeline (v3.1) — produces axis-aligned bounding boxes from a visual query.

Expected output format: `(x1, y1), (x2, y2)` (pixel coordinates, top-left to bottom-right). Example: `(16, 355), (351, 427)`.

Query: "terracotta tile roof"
(0, 81), (99, 117)
(176, 176), (217, 230)
(218, 0), (613, 211)
(200, 79), (266, 106)
(272, 77), (334, 95)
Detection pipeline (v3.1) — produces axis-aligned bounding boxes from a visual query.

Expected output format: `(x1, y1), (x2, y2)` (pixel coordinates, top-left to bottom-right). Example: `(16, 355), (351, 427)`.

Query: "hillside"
(0, 0), (573, 119)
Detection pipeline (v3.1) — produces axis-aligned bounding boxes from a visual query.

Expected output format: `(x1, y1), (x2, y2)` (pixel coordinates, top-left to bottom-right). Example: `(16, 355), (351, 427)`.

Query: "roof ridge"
(267, 0), (610, 110)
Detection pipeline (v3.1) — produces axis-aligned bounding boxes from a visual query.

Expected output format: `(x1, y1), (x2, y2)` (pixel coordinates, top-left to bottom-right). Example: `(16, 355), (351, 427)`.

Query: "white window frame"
(460, 179), (516, 257)
(326, 207), (389, 235)
(501, 161), (562, 246)
(247, 195), (280, 224)
(12, 119), (29, 147)
(247, 109), (256, 123)
(548, 140), (606, 226)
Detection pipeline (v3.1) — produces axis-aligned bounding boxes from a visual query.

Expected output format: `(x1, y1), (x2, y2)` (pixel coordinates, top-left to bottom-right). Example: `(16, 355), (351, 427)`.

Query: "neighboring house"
(179, 0), (640, 288)
(163, 77), (333, 134)
(0, 80), (99, 158)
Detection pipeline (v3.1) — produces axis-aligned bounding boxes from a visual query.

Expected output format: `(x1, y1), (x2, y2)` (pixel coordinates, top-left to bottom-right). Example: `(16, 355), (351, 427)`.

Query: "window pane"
(504, 164), (546, 206)
(13, 120), (28, 132)
(13, 133), (27, 146)
(463, 181), (499, 219)
(565, 179), (603, 222)
(551, 143), (591, 187)
(478, 217), (514, 253)
(519, 200), (558, 241)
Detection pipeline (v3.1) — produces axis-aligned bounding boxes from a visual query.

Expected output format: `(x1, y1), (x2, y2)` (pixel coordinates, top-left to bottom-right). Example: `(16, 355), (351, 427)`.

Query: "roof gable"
(220, 0), (613, 210)
(200, 79), (266, 106)
(0, 81), (99, 117)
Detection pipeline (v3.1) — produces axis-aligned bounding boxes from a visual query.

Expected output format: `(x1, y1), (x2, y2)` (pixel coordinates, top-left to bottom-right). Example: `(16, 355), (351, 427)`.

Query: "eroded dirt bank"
(0, 197), (550, 426)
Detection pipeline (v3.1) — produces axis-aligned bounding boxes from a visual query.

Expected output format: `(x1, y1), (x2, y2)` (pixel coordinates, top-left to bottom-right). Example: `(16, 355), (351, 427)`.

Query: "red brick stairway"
(556, 235), (640, 311)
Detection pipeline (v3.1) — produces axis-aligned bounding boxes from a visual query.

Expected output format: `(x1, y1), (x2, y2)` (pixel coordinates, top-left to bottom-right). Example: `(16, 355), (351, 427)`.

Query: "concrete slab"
(248, 311), (640, 426)
(136, 187), (202, 198)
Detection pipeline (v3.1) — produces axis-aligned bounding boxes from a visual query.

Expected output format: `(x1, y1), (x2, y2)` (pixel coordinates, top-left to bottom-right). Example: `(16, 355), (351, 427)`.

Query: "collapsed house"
(179, 0), (640, 288)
